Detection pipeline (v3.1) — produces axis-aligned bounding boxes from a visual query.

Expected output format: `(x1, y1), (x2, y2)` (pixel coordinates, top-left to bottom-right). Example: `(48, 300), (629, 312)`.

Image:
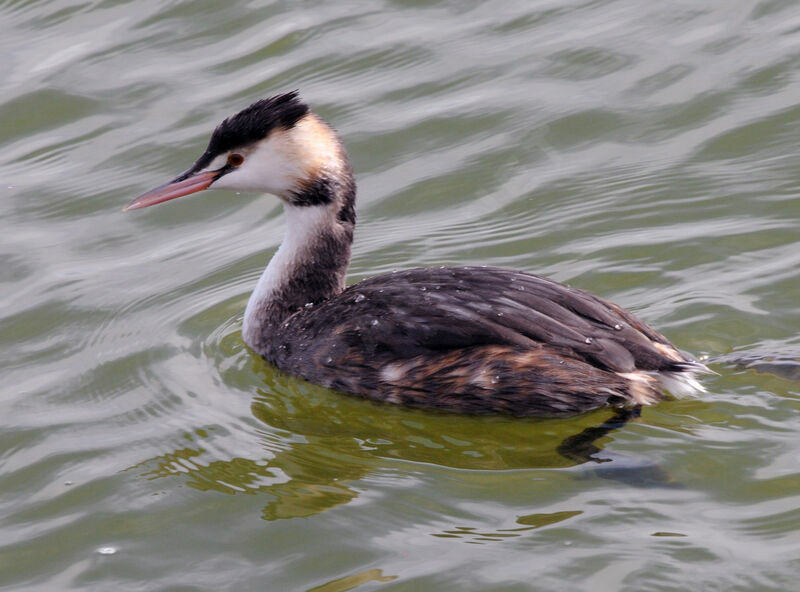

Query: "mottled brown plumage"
(256, 266), (699, 417)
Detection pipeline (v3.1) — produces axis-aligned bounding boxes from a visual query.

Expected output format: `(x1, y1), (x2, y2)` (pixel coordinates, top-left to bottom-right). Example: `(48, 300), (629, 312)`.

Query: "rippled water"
(2, 1), (800, 590)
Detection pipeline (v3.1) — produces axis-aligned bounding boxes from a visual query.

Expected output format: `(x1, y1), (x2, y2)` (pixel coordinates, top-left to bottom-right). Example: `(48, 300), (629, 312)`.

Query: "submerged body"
(250, 265), (701, 416)
(125, 92), (706, 417)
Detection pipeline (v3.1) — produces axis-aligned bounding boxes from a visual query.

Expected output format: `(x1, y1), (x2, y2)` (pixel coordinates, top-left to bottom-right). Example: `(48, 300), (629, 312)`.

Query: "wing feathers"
(266, 266), (697, 415)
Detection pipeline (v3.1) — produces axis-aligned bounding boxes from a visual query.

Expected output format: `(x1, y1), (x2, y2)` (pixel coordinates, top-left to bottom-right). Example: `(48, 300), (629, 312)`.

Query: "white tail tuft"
(658, 370), (706, 399)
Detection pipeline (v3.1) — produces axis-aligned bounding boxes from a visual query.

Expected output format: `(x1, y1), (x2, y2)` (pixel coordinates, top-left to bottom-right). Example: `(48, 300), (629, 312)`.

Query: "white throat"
(242, 204), (334, 349)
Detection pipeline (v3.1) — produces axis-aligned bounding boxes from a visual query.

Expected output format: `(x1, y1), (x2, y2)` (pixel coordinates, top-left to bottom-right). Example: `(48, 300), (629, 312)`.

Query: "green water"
(2, 1), (799, 590)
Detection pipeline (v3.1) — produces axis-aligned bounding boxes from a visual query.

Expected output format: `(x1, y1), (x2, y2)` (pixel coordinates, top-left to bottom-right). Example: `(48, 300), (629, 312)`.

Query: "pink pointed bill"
(123, 170), (219, 211)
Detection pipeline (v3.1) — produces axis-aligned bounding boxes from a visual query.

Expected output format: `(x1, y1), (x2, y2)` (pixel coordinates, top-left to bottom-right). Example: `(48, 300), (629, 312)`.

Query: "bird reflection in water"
(133, 368), (675, 522)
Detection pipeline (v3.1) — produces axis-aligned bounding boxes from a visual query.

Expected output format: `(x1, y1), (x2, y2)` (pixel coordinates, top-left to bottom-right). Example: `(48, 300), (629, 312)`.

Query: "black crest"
(206, 92), (309, 157)
(179, 92), (310, 178)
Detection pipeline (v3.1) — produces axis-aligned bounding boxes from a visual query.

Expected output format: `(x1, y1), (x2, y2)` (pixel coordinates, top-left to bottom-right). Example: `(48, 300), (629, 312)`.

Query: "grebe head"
(123, 92), (351, 212)
(125, 92), (357, 350)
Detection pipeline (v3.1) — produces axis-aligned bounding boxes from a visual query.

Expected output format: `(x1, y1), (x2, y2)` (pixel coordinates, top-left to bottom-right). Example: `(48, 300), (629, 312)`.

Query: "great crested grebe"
(124, 92), (707, 417)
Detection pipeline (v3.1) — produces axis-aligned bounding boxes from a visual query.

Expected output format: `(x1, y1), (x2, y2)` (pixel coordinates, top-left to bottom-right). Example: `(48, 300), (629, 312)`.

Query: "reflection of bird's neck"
(242, 166), (356, 354)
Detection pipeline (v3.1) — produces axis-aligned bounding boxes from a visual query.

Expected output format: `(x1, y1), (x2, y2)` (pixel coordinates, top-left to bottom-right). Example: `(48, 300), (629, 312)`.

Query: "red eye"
(227, 153), (244, 166)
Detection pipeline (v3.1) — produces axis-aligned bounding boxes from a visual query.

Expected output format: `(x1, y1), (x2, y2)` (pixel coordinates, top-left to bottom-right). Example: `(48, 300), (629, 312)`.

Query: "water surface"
(2, 1), (799, 590)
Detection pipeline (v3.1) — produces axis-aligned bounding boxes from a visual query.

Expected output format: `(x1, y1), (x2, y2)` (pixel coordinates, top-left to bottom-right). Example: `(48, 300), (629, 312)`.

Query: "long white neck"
(242, 202), (353, 354)
(237, 110), (357, 356)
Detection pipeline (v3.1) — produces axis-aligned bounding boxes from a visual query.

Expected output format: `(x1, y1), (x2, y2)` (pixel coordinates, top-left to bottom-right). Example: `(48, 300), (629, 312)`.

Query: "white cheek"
(212, 138), (304, 197)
